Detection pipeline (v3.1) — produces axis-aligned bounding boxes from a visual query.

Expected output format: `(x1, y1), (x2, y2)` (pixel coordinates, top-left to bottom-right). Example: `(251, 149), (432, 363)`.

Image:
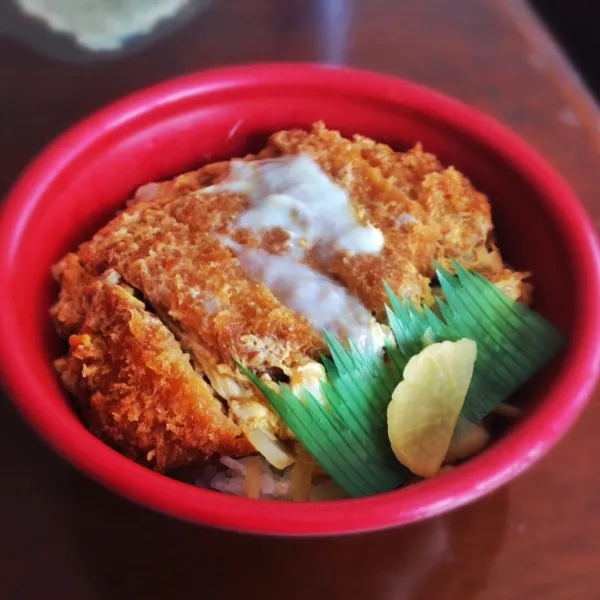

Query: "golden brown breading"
(50, 253), (93, 336)
(76, 203), (324, 371)
(54, 271), (251, 470)
(265, 122), (529, 307)
(51, 122), (531, 471)
(265, 125), (436, 309)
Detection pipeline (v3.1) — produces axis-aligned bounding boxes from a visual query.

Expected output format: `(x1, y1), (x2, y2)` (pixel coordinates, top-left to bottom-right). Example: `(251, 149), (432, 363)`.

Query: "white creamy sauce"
(223, 240), (384, 354)
(203, 154), (384, 256)
(204, 154), (388, 353)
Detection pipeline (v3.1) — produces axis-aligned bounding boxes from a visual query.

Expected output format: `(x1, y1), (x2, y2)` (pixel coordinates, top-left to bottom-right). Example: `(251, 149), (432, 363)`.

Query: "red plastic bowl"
(1, 64), (599, 536)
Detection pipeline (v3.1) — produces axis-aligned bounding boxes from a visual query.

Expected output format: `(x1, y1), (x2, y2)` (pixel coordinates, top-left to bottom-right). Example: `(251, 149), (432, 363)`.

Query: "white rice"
(196, 456), (293, 500)
(194, 456), (348, 501)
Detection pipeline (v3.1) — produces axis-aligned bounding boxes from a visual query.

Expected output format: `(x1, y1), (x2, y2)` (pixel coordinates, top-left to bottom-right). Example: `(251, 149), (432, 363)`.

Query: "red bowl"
(1, 64), (599, 536)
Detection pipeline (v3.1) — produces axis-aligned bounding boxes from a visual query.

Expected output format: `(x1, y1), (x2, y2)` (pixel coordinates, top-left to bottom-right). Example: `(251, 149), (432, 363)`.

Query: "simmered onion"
(243, 456), (262, 499)
(246, 428), (295, 470)
(445, 418), (489, 463)
(290, 454), (314, 501)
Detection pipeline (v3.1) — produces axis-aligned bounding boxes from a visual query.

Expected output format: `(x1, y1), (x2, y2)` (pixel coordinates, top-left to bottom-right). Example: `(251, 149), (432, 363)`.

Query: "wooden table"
(1, 1), (598, 598)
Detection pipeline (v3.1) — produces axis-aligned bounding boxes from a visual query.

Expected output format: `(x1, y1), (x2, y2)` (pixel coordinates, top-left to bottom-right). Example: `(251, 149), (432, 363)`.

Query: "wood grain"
(1, 1), (599, 598)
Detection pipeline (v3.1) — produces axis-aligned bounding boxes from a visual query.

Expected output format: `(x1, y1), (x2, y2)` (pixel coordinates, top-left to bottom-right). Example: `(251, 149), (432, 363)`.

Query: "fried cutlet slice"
(131, 122), (529, 309)
(73, 194), (322, 442)
(131, 122), (528, 310)
(76, 202), (324, 372)
(50, 252), (93, 336)
(265, 122), (530, 304)
(53, 268), (251, 470)
(262, 125), (437, 310)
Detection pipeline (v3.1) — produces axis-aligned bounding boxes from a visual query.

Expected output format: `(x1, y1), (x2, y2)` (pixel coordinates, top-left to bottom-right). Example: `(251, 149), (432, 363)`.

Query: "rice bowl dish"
(50, 122), (563, 501)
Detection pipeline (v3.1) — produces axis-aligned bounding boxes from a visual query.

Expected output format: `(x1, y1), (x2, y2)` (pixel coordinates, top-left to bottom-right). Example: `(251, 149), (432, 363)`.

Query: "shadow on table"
(64, 470), (509, 600)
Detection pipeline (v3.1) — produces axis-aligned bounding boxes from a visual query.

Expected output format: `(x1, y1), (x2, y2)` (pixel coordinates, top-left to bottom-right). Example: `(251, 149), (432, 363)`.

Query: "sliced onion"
(243, 456), (262, 499)
(290, 455), (314, 501)
(445, 419), (489, 463)
(246, 428), (295, 470)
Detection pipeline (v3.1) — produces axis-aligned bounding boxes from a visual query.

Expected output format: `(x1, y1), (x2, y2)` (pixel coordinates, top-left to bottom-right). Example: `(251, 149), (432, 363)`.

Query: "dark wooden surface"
(1, 1), (599, 598)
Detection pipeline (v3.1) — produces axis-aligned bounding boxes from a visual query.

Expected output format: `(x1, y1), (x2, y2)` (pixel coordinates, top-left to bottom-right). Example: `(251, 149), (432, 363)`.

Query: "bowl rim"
(1, 63), (599, 536)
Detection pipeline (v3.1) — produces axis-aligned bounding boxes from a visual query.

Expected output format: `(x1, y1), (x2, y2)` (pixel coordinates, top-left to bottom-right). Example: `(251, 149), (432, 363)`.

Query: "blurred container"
(0, 0), (212, 63)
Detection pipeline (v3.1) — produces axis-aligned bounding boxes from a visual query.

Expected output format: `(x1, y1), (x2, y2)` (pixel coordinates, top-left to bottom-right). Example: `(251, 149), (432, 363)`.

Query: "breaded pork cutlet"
(51, 122), (530, 471)
(263, 124), (531, 306)
(52, 256), (251, 469)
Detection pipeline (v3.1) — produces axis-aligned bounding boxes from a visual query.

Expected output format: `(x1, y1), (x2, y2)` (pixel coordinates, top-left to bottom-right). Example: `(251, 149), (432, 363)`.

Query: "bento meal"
(50, 122), (563, 501)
